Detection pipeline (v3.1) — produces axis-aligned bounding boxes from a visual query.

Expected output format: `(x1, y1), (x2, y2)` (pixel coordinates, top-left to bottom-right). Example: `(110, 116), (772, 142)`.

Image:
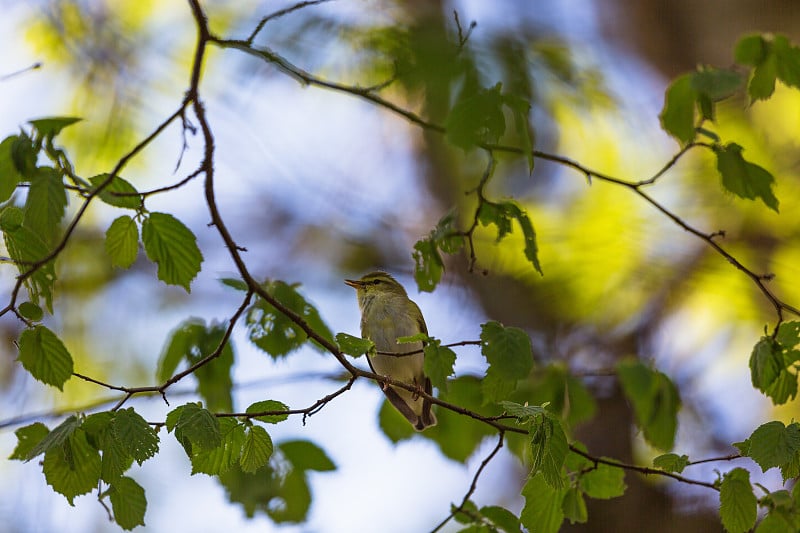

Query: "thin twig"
(246, 0), (335, 45)
(430, 431), (505, 533)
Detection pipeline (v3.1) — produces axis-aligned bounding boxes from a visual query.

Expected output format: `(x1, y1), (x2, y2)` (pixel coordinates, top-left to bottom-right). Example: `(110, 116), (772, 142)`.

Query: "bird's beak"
(344, 279), (362, 289)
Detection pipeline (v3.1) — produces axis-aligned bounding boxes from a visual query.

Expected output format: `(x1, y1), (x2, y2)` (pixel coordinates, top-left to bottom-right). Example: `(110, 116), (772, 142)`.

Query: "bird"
(344, 271), (437, 430)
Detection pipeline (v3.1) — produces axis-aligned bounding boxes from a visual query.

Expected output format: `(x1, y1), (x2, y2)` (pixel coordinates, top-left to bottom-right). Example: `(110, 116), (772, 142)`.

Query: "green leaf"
(23, 167), (67, 246)
(29, 116), (82, 138)
(220, 277), (248, 291)
(0, 136), (24, 202)
(171, 403), (221, 453)
(659, 74), (697, 144)
(245, 400), (290, 424)
(690, 68), (744, 101)
(740, 421), (800, 472)
(429, 376), (498, 461)
(240, 425), (273, 474)
(17, 325), (74, 390)
(774, 35), (800, 88)
(756, 511), (800, 533)
(423, 340), (456, 391)
(500, 400), (550, 421)
(279, 440), (336, 472)
(141, 212), (203, 291)
(43, 429), (102, 505)
(580, 462), (627, 499)
(378, 398), (416, 443)
(0, 205), (24, 231)
(530, 417), (569, 489)
(561, 487), (587, 524)
(777, 322), (800, 350)
(520, 473), (566, 533)
(479, 505), (522, 532)
(504, 93), (535, 173)
(715, 143), (778, 212)
(617, 360), (680, 451)
(9, 422), (49, 460)
(749, 51), (778, 101)
(510, 365), (596, 428)
(190, 418), (246, 476)
(26, 416), (80, 461)
(157, 319), (234, 412)
(108, 476), (147, 531)
(478, 202), (542, 276)
(749, 334), (798, 405)
(445, 83), (506, 149)
(245, 280), (334, 358)
(105, 215), (139, 269)
(89, 174), (143, 210)
(335, 332), (374, 358)
(111, 408), (159, 465)
(10, 133), (37, 178)
(735, 35), (767, 66)
(4, 223), (57, 312)
(82, 411), (131, 482)
(513, 206), (543, 275)
(18, 301), (44, 322)
(750, 337), (784, 390)
(430, 210), (465, 254)
(412, 237), (444, 292)
(653, 453), (690, 473)
(481, 321), (533, 402)
(719, 468), (757, 533)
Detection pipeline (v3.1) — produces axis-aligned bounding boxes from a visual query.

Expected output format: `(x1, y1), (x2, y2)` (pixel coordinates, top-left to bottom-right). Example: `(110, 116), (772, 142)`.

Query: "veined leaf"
(240, 425), (273, 474)
(29, 116), (82, 139)
(190, 418), (246, 476)
(245, 400), (290, 424)
(335, 332), (374, 358)
(0, 136), (25, 201)
(659, 74), (697, 144)
(108, 476), (147, 530)
(244, 280), (333, 358)
(43, 429), (101, 505)
(520, 473), (566, 533)
(89, 174), (143, 210)
(481, 321), (533, 402)
(9, 422), (49, 461)
(18, 325), (74, 390)
(423, 340), (456, 392)
(617, 360), (680, 451)
(105, 215), (139, 269)
(719, 468), (757, 533)
(111, 408), (159, 465)
(142, 212), (203, 291)
(23, 167), (67, 246)
(412, 237), (444, 292)
(715, 143), (778, 212)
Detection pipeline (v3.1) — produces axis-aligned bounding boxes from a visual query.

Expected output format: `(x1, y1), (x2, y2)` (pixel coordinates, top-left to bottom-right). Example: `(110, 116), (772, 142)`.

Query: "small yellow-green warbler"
(345, 271), (437, 430)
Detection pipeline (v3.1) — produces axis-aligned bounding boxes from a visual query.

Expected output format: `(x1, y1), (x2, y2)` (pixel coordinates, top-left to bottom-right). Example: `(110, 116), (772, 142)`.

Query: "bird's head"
(344, 271), (408, 304)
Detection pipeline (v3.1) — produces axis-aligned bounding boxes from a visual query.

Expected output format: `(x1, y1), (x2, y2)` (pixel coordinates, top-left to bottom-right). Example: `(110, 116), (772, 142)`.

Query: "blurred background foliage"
(3, 0), (800, 531)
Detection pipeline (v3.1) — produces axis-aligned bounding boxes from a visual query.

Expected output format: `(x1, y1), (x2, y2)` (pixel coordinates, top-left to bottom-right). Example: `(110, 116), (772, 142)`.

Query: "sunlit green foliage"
(3, 2), (800, 532)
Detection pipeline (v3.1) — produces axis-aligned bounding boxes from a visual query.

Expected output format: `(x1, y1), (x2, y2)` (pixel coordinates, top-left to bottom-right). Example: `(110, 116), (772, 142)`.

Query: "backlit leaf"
(142, 212), (203, 291)
(18, 325), (73, 390)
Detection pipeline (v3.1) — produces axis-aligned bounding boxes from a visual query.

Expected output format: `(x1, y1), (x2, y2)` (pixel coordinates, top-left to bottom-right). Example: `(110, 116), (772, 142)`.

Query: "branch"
(204, 30), (800, 327)
(0, 102), (190, 319)
(217, 375), (358, 424)
(568, 444), (719, 490)
(246, 0), (334, 45)
(431, 431), (505, 532)
(70, 290), (253, 411)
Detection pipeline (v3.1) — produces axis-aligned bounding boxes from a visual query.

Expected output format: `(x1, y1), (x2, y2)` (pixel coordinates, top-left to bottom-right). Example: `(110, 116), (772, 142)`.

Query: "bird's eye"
(372, 279), (381, 285)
